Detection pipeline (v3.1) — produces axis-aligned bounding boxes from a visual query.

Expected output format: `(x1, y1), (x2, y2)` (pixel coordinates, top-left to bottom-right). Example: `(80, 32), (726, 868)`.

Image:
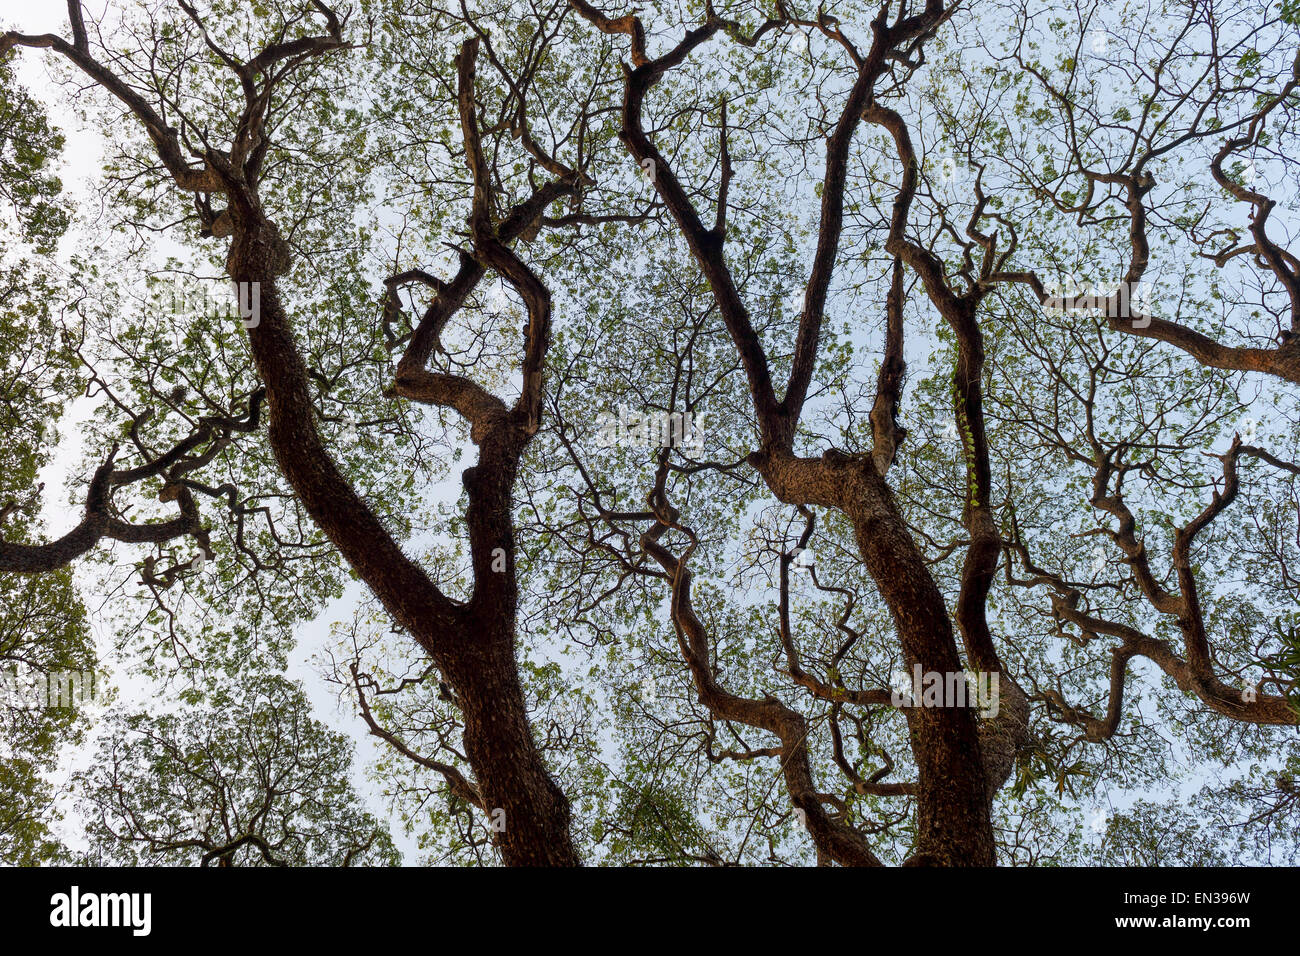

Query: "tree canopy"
(1, 0), (1299, 866)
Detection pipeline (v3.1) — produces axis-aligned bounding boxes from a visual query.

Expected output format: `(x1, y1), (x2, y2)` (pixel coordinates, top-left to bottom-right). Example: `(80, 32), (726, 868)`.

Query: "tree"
(0, 55), (93, 865)
(2, 0), (1298, 867)
(2, 0), (616, 866)
(75, 674), (398, 865)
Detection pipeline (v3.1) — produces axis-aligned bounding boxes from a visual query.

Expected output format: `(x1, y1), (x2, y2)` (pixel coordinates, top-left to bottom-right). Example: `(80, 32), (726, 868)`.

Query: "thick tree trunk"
(757, 450), (997, 866)
(441, 623), (578, 866)
(846, 495), (995, 866)
(229, 219), (578, 866)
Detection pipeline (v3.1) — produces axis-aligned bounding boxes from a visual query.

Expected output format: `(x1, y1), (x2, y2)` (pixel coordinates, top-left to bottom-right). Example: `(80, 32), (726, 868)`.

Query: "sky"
(5, 0), (1296, 865)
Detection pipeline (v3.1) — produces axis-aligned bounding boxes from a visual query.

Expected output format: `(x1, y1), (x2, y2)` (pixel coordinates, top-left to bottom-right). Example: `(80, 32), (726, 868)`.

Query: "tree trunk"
(229, 218), (578, 866)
